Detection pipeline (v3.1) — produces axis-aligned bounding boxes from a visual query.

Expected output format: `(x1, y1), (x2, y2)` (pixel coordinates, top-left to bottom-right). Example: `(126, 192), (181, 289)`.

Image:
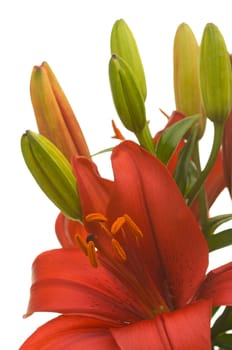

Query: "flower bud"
(30, 62), (90, 161)
(199, 23), (232, 123)
(173, 23), (201, 116)
(21, 130), (82, 220)
(111, 19), (147, 100)
(109, 54), (146, 133)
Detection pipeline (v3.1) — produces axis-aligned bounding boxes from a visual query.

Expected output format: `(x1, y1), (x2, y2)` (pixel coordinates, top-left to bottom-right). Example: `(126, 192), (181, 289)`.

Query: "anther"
(124, 214), (143, 238)
(111, 238), (127, 261)
(87, 241), (98, 268)
(75, 234), (88, 256)
(111, 216), (126, 234)
(85, 213), (108, 223)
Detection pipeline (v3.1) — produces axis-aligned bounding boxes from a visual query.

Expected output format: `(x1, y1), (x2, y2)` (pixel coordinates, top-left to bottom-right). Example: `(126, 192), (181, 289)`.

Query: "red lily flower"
(20, 141), (232, 349)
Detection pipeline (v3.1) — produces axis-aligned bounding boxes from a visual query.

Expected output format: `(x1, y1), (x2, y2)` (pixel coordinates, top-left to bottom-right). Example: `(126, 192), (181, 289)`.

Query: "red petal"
(71, 156), (113, 232)
(25, 249), (146, 322)
(197, 262), (232, 305)
(20, 315), (119, 350)
(111, 299), (211, 350)
(55, 212), (87, 248)
(110, 141), (208, 307)
(205, 150), (226, 208)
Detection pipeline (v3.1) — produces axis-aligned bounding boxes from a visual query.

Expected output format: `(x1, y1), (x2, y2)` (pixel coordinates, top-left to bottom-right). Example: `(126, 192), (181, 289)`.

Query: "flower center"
(75, 212), (170, 318)
(75, 212), (143, 267)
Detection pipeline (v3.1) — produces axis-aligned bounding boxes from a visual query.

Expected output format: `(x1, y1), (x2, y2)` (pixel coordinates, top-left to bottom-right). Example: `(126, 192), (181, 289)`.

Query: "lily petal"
(111, 299), (211, 350)
(25, 249), (148, 322)
(55, 213), (87, 248)
(20, 315), (119, 350)
(197, 262), (232, 305)
(110, 141), (208, 307)
(71, 156), (113, 232)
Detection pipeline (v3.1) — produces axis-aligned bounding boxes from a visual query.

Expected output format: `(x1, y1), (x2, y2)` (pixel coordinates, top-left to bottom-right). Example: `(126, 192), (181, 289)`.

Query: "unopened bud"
(111, 19), (147, 100)
(30, 62), (90, 161)
(199, 23), (232, 123)
(21, 130), (81, 220)
(174, 23), (201, 116)
(109, 54), (146, 133)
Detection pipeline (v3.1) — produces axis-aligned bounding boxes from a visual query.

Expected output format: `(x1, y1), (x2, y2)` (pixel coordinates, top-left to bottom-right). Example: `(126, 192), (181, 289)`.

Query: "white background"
(1, 0), (232, 348)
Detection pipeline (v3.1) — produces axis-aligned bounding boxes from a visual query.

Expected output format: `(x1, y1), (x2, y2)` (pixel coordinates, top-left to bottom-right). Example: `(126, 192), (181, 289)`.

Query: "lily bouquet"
(20, 20), (232, 349)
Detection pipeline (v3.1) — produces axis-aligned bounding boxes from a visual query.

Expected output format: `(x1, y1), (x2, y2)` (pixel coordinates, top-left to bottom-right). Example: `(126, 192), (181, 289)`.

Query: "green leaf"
(155, 114), (199, 165)
(91, 147), (113, 157)
(214, 334), (232, 349)
(207, 229), (232, 252)
(204, 214), (232, 235)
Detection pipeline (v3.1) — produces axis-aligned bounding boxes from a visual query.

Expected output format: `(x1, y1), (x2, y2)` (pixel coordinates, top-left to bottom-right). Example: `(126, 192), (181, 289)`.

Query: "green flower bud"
(199, 23), (232, 123)
(109, 54), (146, 133)
(111, 19), (147, 100)
(173, 23), (201, 116)
(21, 131), (81, 220)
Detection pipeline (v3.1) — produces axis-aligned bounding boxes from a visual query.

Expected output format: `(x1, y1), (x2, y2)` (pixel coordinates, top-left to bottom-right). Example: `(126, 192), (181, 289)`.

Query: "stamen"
(85, 213), (107, 223)
(87, 241), (98, 268)
(111, 238), (127, 261)
(124, 214), (143, 239)
(75, 234), (88, 256)
(111, 216), (126, 234)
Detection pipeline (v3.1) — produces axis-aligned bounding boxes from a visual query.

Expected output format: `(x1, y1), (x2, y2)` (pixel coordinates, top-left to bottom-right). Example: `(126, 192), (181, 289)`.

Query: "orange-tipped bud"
(30, 62), (90, 161)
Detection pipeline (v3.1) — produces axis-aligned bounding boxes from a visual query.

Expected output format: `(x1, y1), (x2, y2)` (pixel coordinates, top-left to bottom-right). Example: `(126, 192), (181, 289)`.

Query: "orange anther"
(124, 214), (143, 239)
(75, 233), (88, 256)
(85, 213), (107, 223)
(111, 216), (126, 235)
(87, 241), (98, 268)
(111, 238), (127, 261)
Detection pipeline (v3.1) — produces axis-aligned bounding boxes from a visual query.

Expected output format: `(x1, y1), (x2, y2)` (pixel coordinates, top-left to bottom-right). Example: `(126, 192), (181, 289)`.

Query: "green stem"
(191, 142), (209, 232)
(136, 122), (155, 154)
(187, 122), (224, 205)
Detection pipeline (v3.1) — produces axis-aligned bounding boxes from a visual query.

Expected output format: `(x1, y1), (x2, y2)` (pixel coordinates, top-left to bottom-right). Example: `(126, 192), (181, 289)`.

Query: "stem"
(187, 122), (224, 205)
(191, 142), (209, 231)
(136, 122), (155, 154)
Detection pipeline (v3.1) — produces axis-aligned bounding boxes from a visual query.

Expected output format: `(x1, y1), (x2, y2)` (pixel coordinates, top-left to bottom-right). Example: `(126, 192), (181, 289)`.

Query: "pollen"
(111, 238), (127, 261)
(87, 240), (98, 268)
(85, 213), (108, 223)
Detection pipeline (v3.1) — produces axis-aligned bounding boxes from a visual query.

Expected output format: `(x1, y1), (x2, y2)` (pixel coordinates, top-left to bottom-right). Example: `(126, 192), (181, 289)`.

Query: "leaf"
(91, 147), (113, 157)
(207, 229), (232, 252)
(214, 333), (232, 349)
(155, 114), (199, 165)
(204, 214), (232, 235)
